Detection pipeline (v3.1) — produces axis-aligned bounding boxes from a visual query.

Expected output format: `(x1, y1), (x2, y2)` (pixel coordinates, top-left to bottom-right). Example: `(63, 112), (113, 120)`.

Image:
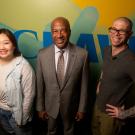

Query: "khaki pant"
(91, 105), (123, 135)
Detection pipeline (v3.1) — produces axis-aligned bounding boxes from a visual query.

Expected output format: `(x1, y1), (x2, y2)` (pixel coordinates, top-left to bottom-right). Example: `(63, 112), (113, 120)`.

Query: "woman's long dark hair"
(0, 28), (21, 56)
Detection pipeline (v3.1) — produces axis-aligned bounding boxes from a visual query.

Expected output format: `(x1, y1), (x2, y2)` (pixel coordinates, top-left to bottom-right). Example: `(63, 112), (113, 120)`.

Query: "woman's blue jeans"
(0, 108), (32, 135)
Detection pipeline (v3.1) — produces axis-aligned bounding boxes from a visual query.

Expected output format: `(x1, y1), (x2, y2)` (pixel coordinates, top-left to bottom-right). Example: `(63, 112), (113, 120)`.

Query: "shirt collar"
(55, 44), (69, 54)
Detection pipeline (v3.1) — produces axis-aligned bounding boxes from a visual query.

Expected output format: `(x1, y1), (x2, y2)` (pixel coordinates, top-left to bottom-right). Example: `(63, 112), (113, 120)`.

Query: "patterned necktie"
(57, 50), (65, 88)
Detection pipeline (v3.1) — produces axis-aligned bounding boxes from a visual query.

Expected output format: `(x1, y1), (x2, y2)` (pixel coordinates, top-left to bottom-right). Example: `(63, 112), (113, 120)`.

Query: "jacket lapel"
(49, 45), (60, 87)
(61, 43), (76, 89)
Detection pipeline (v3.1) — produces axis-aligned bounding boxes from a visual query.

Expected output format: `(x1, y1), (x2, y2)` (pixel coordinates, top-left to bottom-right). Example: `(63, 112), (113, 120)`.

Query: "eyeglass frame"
(108, 27), (131, 35)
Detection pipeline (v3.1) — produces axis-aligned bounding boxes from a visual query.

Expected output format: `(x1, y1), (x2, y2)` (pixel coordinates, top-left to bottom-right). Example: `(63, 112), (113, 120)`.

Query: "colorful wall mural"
(0, 0), (135, 82)
(0, 1), (135, 134)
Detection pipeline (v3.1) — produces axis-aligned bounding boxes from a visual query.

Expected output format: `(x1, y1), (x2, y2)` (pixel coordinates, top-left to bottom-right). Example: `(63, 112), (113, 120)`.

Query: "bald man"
(92, 17), (135, 135)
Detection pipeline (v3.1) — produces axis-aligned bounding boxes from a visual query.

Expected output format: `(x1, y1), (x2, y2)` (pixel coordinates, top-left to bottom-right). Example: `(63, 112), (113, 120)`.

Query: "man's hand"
(75, 112), (85, 122)
(38, 111), (48, 120)
(106, 104), (124, 119)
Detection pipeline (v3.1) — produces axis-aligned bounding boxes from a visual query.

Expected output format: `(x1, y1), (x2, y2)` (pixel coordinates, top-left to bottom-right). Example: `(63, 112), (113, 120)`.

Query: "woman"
(0, 28), (35, 135)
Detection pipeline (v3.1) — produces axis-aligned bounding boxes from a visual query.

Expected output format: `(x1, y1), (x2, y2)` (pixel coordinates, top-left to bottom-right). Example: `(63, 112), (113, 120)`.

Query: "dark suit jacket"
(36, 43), (89, 119)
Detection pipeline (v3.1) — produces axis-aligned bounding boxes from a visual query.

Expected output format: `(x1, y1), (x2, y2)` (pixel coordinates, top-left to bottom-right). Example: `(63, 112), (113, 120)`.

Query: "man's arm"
(106, 104), (135, 119)
(96, 72), (103, 94)
(36, 52), (48, 120)
(76, 52), (89, 121)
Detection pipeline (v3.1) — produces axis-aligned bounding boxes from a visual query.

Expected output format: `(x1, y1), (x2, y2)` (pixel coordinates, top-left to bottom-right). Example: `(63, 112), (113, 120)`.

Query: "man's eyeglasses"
(108, 27), (130, 35)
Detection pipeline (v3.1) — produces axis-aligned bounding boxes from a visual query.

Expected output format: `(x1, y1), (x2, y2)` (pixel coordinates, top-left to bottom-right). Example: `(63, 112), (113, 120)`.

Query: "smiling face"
(51, 17), (71, 49)
(0, 33), (15, 61)
(109, 18), (132, 48)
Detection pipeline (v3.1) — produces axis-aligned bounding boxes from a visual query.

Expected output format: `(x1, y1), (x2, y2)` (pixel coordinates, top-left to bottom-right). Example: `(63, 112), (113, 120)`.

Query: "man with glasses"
(92, 17), (135, 135)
